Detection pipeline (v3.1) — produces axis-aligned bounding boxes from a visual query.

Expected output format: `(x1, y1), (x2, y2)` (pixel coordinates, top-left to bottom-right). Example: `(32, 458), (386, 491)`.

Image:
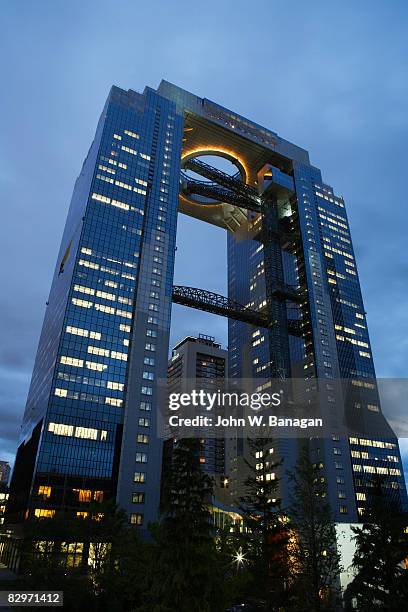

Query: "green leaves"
(345, 480), (408, 611)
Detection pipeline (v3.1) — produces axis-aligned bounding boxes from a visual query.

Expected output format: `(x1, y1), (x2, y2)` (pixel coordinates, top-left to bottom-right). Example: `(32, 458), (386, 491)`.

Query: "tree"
(144, 437), (226, 612)
(287, 448), (341, 611)
(20, 501), (150, 611)
(344, 478), (408, 611)
(239, 437), (290, 611)
(21, 511), (97, 612)
(215, 524), (254, 606)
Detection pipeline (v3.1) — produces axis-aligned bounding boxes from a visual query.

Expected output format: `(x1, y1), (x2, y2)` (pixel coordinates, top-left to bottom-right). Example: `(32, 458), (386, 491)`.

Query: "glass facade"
(8, 85), (182, 529)
(6, 80), (407, 535)
(227, 158), (408, 522)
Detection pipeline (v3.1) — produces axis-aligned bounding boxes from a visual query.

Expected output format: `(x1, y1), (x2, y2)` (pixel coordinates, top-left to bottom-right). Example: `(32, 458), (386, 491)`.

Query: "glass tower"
(5, 80), (407, 540)
(7, 85), (182, 531)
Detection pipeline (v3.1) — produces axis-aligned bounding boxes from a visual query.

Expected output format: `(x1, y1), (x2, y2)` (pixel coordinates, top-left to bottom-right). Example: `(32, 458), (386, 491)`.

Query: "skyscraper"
(5, 80), (406, 549)
(0, 462), (10, 486)
(166, 334), (227, 482)
(6, 85), (182, 533)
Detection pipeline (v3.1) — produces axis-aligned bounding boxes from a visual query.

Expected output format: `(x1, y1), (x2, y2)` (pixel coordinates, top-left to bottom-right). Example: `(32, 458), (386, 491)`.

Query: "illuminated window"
(95, 303), (115, 315)
(74, 284), (95, 296)
(130, 513), (143, 525)
(105, 280), (118, 289)
(111, 351), (128, 361)
(75, 427), (98, 440)
(55, 388), (68, 398)
(134, 472), (146, 483)
(360, 439), (373, 446)
(131, 492), (145, 504)
(73, 490), (103, 504)
(96, 290), (116, 301)
(78, 259), (99, 270)
(124, 129), (140, 139)
(48, 422), (74, 436)
(73, 489), (92, 502)
(118, 296), (132, 305)
(76, 512), (89, 519)
(38, 486), (51, 499)
(66, 326), (101, 340)
(66, 326), (88, 337)
(105, 397), (123, 407)
(60, 356), (83, 367)
(107, 381), (124, 391)
(121, 145), (137, 155)
(86, 361), (107, 372)
(116, 309), (132, 319)
(136, 453), (147, 463)
(72, 298), (93, 308)
(88, 346), (109, 357)
(137, 434), (149, 444)
(34, 509), (55, 518)
(98, 164), (115, 174)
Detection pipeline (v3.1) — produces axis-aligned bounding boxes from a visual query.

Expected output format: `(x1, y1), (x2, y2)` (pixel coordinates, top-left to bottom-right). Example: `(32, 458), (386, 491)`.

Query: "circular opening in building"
(180, 150), (246, 206)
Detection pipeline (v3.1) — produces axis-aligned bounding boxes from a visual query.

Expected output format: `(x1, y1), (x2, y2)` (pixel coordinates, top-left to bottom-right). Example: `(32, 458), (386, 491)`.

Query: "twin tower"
(3, 81), (406, 554)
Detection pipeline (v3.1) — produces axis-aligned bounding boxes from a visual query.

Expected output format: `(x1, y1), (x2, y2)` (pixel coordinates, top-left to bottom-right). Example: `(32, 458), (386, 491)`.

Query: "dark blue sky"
(1, 0), (408, 465)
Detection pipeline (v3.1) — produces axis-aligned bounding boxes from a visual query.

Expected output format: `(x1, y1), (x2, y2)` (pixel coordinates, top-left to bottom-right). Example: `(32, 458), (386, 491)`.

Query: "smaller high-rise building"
(0, 486), (9, 526)
(0, 464), (10, 529)
(0, 462), (10, 485)
(165, 334), (227, 492)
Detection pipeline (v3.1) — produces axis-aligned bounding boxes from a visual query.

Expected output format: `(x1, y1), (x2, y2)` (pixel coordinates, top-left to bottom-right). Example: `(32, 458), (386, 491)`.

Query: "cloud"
(1, 0), (408, 477)
(0, 369), (30, 466)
